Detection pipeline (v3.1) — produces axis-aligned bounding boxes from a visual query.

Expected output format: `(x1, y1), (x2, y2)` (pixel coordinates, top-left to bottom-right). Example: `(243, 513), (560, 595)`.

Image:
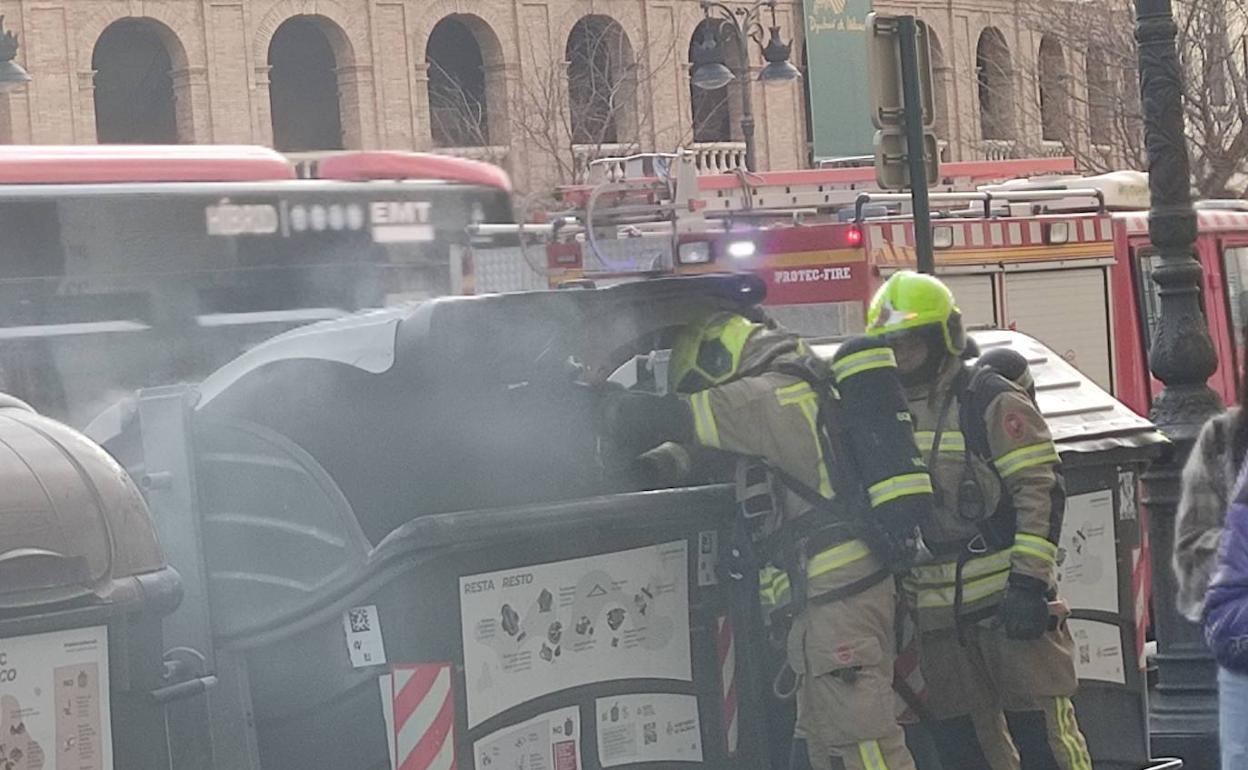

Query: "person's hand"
(999, 574), (1050, 640)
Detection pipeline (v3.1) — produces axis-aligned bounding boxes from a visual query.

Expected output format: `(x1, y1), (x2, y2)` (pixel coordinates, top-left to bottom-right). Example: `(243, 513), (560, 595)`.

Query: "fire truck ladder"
(467, 153), (1086, 282)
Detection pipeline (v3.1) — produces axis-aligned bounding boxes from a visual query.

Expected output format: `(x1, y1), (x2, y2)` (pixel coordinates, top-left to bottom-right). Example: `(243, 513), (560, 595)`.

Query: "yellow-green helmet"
(668, 312), (762, 394)
(866, 271), (966, 355)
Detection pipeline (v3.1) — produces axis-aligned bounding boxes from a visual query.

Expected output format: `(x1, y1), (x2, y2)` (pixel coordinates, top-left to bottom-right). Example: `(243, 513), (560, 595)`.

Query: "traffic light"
(867, 13), (939, 190)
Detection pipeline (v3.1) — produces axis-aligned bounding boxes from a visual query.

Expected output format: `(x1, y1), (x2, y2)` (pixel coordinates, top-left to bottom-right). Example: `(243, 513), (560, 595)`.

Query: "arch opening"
(566, 16), (637, 146)
(427, 16), (507, 147)
(689, 20), (744, 143)
(976, 27), (1014, 141)
(93, 18), (190, 143)
(268, 16), (350, 152)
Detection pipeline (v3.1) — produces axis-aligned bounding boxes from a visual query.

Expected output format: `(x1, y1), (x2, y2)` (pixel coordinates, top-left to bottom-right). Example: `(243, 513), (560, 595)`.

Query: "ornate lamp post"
(690, 0), (801, 171)
(0, 17), (31, 93)
(1134, 0), (1221, 764)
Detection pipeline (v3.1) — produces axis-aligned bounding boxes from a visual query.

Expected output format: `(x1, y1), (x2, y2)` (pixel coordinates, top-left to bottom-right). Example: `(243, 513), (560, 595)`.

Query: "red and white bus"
(0, 145), (513, 425)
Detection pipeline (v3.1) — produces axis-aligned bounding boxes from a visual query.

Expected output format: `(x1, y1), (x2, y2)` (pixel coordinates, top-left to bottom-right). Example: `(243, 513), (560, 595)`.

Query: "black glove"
(602, 390), (694, 457)
(999, 573), (1051, 640)
(628, 447), (692, 489)
(866, 522), (922, 571)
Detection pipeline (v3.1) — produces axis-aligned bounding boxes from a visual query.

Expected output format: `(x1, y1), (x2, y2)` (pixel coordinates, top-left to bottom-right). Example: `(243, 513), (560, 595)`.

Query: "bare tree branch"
(1008, 0), (1248, 197)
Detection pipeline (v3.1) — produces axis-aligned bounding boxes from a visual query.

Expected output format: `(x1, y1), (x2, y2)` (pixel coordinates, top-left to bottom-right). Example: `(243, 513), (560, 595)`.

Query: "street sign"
(867, 13), (940, 190)
(874, 129), (941, 190)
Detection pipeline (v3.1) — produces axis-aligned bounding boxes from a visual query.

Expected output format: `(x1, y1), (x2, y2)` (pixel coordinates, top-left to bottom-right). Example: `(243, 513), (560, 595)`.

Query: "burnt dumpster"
(812, 329), (1169, 770)
(87, 275), (781, 770)
(0, 396), (182, 770)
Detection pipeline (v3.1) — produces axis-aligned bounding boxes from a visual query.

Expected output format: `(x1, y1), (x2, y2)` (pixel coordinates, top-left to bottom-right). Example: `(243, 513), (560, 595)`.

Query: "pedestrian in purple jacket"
(1204, 460), (1248, 769)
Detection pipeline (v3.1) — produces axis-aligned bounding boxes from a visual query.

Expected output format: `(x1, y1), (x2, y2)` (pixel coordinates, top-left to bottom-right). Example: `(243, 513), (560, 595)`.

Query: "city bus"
(0, 145), (513, 425)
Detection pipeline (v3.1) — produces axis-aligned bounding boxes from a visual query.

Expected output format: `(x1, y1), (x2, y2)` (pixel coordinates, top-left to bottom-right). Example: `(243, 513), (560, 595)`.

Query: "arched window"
(689, 20), (743, 143)
(93, 18), (189, 143)
(566, 16), (637, 145)
(1086, 45), (1114, 140)
(927, 27), (950, 154)
(427, 16), (506, 147)
(976, 27), (1014, 140)
(1038, 36), (1069, 142)
(268, 16), (348, 151)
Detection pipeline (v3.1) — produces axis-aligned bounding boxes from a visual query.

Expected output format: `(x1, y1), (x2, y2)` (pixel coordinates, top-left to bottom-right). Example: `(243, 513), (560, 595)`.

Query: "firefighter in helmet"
(606, 310), (934, 770)
(866, 271), (1092, 770)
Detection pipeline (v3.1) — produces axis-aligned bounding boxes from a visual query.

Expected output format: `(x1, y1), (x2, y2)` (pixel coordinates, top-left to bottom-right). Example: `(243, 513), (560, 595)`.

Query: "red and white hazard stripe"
(392, 663), (456, 770)
(1123, 209), (1248, 235)
(867, 216), (1114, 255)
(717, 615), (739, 757)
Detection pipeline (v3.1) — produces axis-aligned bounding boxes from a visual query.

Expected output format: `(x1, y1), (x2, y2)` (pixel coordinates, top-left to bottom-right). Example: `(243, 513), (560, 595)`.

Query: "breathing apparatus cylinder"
(830, 336), (934, 565)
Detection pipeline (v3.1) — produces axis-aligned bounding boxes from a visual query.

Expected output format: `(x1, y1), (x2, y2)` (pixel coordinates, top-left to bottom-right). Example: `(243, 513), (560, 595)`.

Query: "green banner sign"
(803, 0), (873, 160)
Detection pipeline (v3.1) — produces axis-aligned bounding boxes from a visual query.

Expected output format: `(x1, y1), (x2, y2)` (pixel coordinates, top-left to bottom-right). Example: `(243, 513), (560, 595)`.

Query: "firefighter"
(865, 271), (1092, 770)
(605, 311), (933, 770)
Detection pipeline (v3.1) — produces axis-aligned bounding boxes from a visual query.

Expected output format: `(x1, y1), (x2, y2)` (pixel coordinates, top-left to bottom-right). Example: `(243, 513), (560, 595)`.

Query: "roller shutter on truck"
(1003, 268), (1113, 392)
(938, 274), (997, 328)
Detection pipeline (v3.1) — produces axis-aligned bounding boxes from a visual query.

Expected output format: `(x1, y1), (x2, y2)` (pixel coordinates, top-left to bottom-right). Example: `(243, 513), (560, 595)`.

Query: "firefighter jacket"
(683, 345), (888, 596)
(621, 331), (882, 600)
(902, 357), (1064, 632)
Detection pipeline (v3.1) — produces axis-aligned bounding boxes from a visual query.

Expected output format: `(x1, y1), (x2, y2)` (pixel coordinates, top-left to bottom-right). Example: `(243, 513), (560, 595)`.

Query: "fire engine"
(467, 151), (1248, 417)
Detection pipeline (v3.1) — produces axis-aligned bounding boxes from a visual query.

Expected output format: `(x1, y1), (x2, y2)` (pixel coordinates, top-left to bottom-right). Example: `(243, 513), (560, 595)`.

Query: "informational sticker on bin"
(459, 540), (691, 728)
(343, 605), (387, 668)
(0, 625), (112, 770)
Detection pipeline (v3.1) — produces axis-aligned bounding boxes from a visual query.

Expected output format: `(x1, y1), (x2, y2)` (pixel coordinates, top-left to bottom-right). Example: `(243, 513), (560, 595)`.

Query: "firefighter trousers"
(917, 619), (1092, 770)
(787, 573), (916, 770)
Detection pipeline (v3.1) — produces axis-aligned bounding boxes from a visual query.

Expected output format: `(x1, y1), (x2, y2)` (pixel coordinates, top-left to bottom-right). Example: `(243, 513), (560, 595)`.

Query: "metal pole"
(737, 26), (757, 172)
(1134, 0), (1221, 764)
(897, 16), (933, 274)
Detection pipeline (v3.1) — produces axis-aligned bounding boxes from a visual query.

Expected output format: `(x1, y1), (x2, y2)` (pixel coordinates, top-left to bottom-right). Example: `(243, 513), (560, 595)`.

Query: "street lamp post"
(1133, 0), (1221, 764)
(0, 16), (31, 93)
(690, 0), (801, 171)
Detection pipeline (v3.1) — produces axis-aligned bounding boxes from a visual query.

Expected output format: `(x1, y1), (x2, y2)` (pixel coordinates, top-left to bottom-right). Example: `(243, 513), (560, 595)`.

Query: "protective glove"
(630, 444), (692, 488)
(866, 521), (924, 571)
(601, 389), (693, 458)
(999, 573), (1051, 640)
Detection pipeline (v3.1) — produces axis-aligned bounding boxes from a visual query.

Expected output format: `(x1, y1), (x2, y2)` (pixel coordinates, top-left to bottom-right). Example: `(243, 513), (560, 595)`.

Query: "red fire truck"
(468, 153), (1248, 416)
(0, 145), (512, 425)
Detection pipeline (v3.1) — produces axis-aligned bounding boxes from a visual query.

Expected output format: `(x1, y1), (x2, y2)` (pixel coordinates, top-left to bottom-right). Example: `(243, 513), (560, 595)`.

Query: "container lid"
(0, 402), (165, 608)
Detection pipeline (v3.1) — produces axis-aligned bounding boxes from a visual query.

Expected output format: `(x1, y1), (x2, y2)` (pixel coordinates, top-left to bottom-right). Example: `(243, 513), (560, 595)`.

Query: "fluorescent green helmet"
(866, 271), (966, 355)
(668, 312), (762, 394)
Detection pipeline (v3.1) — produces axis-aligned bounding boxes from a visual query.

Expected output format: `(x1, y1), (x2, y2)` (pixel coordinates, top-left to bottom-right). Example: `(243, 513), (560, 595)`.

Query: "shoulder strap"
(956, 363), (1023, 551)
(770, 357), (863, 507)
(957, 363), (1015, 462)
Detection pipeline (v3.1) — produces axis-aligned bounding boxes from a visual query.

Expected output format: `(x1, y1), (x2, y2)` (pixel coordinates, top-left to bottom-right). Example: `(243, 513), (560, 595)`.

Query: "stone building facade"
(0, 0), (1135, 190)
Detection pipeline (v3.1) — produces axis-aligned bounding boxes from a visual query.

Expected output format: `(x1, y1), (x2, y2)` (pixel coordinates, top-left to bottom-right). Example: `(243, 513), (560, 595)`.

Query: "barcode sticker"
(343, 605), (387, 668)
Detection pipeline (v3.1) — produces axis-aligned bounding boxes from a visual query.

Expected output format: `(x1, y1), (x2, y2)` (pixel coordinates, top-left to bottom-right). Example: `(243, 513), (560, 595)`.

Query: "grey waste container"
(0, 397), (182, 770)
(90, 275), (781, 770)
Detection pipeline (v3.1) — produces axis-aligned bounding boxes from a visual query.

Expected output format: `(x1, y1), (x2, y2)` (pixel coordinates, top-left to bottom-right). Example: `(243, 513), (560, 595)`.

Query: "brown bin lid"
(0, 400), (164, 605)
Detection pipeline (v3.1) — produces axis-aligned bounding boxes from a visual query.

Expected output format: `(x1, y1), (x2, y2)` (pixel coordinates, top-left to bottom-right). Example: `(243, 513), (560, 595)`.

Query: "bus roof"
(295, 151), (512, 192)
(0, 145), (296, 184)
